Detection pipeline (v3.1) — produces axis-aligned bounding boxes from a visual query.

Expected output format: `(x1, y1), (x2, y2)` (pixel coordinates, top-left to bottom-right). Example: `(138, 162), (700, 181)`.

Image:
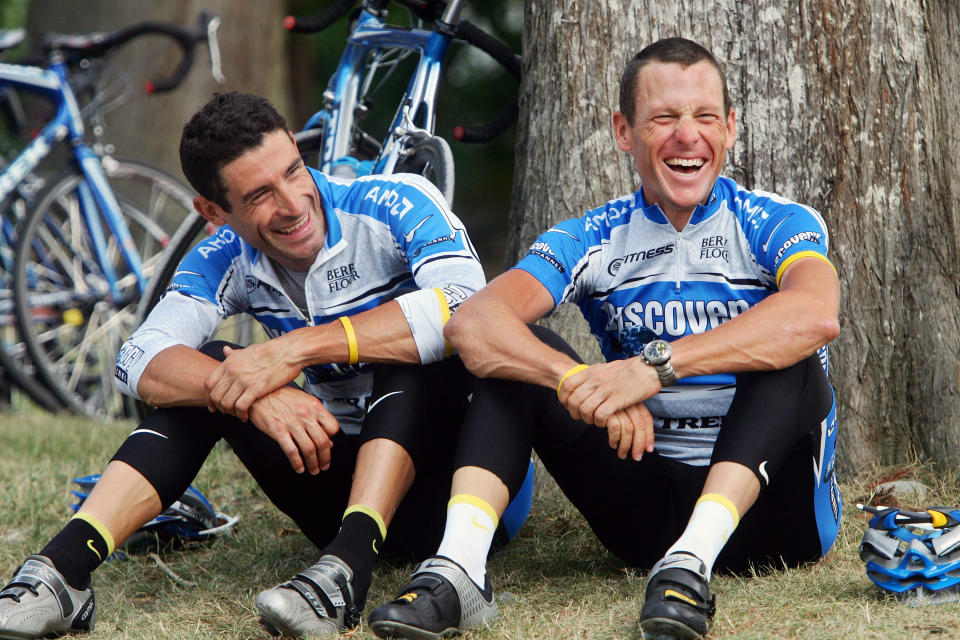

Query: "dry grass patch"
(3, 409), (960, 638)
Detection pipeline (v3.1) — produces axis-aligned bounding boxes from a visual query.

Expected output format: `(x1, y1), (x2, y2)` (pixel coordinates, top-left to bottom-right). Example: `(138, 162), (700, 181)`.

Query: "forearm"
(137, 345), (219, 407)
(445, 296), (577, 390)
(293, 300), (421, 367)
(672, 273), (840, 378)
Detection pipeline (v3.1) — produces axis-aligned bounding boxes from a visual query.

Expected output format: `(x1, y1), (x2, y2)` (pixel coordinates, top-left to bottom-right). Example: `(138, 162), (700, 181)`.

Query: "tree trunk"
(511, 0), (960, 473)
(26, 0), (292, 179)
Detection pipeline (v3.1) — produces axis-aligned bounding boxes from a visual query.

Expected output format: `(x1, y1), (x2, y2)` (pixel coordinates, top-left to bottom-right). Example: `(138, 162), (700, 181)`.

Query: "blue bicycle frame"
(0, 56), (144, 301)
(302, 0), (463, 175)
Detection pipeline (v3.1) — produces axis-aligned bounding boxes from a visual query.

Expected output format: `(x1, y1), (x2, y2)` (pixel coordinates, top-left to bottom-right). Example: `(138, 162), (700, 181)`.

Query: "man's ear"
(193, 196), (228, 226)
(612, 111), (633, 152)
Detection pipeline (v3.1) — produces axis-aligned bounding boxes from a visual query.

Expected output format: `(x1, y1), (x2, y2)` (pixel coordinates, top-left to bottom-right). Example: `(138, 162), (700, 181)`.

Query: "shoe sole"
(369, 619), (460, 640)
(639, 616), (704, 640)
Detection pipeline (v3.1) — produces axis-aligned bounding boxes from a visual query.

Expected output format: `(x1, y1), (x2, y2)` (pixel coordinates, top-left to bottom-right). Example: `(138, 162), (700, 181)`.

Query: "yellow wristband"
(338, 316), (359, 365)
(557, 364), (589, 397)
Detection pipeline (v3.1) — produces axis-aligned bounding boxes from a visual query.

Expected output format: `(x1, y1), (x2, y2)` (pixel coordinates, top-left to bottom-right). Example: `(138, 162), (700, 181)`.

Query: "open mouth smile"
(275, 214), (310, 236)
(665, 157), (705, 175)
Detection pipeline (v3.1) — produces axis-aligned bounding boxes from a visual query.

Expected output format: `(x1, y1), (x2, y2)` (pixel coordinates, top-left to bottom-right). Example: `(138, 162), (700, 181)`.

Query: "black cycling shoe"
(638, 553), (715, 640)
(367, 556), (497, 639)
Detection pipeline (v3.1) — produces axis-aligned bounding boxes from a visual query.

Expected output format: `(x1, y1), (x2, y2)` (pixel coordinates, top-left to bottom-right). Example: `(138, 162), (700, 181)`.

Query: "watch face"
(643, 340), (670, 366)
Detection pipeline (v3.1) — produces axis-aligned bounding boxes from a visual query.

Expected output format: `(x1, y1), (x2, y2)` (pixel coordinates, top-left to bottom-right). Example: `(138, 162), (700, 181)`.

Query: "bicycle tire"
(13, 158), (195, 420)
(394, 134), (455, 208)
(0, 337), (61, 412)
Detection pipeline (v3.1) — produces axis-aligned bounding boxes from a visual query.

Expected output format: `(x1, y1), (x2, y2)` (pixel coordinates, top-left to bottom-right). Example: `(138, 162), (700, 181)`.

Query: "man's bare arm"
(205, 300), (420, 418)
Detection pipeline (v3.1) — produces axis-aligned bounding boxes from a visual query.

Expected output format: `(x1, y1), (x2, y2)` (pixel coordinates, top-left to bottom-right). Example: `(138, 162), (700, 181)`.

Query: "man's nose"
(674, 117), (698, 144)
(276, 183), (299, 213)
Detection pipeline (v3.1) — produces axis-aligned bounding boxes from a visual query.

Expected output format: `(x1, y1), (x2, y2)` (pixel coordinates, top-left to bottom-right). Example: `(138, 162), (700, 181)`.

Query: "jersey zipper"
(675, 229), (683, 291)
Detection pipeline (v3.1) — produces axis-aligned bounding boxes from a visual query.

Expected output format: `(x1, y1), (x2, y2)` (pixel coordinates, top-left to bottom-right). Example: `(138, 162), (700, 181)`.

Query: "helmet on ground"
(859, 505), (960, 596)
(70, 474), (238, 553)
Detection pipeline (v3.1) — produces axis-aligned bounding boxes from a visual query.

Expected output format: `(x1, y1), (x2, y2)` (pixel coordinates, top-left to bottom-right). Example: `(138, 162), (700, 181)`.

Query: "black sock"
(39, 518), (110, 589)
(321, 510), (384, 607)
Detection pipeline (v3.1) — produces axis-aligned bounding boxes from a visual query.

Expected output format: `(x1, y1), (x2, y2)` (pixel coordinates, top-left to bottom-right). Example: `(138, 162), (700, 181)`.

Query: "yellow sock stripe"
(697, 493), (740, 528)
(343, 504), (387, 540)
(775, 251), (836, 288)
(433, 288), (453, 357)
(338, 316), (359, 365)
(449, 494), (499, 527)
(557, 364), (589, 397)
(72, 512), (116, 557)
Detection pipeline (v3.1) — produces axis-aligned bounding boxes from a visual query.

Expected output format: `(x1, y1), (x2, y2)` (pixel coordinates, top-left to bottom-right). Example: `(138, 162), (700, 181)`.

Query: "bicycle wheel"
(13, 158), (195, 419)
(394, 134), (455, 208)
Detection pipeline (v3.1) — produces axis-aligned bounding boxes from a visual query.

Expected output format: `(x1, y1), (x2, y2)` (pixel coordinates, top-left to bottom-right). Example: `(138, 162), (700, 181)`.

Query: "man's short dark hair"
(179, 92), (288, 211)
(618, 37), (730, 125)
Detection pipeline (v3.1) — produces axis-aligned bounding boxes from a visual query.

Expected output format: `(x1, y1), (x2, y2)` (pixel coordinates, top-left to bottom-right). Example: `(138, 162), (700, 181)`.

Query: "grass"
(3, 407), (960, 639)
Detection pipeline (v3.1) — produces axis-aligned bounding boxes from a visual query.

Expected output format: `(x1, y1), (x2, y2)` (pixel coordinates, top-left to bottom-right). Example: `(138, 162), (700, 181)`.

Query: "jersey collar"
(637, 179), (724, 227)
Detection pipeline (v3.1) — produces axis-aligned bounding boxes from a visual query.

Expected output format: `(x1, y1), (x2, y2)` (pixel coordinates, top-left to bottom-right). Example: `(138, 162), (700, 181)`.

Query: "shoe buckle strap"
(286, 579), (336, 621)
(11, 560), (74, 618)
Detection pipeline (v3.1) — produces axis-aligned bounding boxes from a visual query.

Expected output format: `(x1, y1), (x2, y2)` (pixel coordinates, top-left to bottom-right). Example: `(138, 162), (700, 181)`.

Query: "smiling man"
(0, 92), (534, 640)
(365, 38), (842, 640)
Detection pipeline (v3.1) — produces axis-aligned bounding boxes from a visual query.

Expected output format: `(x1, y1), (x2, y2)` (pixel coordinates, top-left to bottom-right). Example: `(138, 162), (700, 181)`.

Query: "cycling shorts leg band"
(110, 405), (227, 509)
(110, 340), (244, 508)
(711, 352), (834, 486)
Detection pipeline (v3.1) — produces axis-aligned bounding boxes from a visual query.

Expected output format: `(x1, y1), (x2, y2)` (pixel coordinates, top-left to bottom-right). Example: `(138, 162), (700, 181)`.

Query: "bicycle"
(135, 0), (520, 361)
(5, 12), (224, 419)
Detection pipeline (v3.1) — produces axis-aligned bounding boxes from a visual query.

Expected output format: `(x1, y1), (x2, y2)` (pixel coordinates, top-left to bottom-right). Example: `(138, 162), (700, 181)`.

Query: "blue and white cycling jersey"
(115, 168), (485, 434)
(515, 175), (835, 464)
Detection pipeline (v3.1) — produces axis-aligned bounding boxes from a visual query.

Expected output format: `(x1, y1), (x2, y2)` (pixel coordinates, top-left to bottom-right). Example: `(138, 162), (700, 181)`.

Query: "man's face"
(613, 60), (736, 225)
(201, 129), (325, 272)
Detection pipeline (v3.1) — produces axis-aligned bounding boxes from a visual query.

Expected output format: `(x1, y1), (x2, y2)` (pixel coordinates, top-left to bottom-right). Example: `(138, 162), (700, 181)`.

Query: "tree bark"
(26, 0), (292, 179)
(512, 0), (960, 473)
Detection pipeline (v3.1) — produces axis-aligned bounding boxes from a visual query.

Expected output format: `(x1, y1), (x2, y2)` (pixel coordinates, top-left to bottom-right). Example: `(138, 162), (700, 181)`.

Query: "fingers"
(622, 403), (654, 461)
(274, 430), (305, 474)
(249, 389), (338, 474)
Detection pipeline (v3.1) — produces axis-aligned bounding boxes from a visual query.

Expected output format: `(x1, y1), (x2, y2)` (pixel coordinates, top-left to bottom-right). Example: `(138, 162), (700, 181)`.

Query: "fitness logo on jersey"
(602, 298), (750, 337)
(527, 242), (565, 273)
(774, 231), (822, 262)
(699, 235), (729, 262)
(328, 263), (360, 292)
(607, 243), (674, 275)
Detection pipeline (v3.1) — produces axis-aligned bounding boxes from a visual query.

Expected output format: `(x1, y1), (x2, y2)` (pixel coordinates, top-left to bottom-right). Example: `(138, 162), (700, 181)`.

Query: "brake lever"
(206, 14), (226, 84)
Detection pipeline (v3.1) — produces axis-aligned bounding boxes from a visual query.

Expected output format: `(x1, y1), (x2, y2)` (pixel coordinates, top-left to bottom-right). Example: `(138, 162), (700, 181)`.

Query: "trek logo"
(607, 244), (674, 275)
(603, 298), (750, 336)
(0, 124), (68, 203)
(699, 235), (728, 261)
(327, 263), (359, 292)
(363, 185), (415, 220)
(659, 416), (723, 430)
(198, 228), (238, 258)
(774, 231), (822, 261)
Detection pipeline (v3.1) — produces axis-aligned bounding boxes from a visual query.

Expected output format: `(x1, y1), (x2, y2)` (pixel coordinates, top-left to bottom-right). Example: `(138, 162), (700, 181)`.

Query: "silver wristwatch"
(641, 339), (677, 387)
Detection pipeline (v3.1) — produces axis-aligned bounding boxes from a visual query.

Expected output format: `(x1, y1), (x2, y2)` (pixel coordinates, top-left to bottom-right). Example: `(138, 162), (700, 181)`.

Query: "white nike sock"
(665, 493), (740, 579)
(435, 494), (497, 586)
